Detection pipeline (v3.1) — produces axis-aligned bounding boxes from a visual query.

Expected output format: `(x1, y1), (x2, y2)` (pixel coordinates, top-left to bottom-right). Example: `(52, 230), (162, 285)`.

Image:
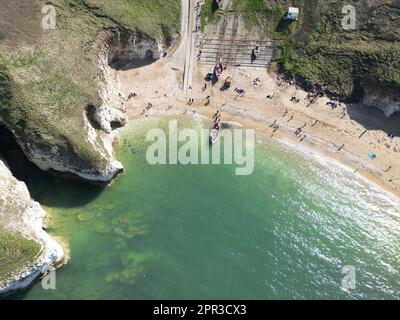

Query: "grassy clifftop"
(84, 0), (181, 38)
(0, 0), (180, 177)
(202, 0), (400, 100)
(279, 0), (400, 98)
(0, 233), (41, 284)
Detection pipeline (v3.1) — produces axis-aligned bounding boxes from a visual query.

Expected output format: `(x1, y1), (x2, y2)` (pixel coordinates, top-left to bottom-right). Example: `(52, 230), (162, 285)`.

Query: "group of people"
(234, 87), (246, 96)
(327, 100), (339, 109)
(212, 110), (221, 129)
(127, 92), (137, 100)
(253, 77), (261, 86)
(290, 95), (300, 103)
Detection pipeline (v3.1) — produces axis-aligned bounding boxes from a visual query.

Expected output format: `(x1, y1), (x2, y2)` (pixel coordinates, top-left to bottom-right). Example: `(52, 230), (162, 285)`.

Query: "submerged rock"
(78, 211), (96, 222)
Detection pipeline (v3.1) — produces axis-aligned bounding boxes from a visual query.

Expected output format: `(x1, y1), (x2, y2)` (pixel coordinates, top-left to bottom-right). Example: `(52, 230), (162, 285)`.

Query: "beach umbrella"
(368, 151), (377, 160)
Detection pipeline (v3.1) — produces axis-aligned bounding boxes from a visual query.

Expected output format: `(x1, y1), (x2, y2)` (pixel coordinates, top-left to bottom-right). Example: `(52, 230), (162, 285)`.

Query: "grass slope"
(201, 0), (400, 99)
(0, 0), (180, 173)
(0, 233), (42, 283)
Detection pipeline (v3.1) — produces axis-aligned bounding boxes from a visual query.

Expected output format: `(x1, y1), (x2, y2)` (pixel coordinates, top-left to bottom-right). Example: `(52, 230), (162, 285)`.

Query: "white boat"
(209, 124), (221, 144)
(214, 64), (223, 79)
(214, 58), (225, 79)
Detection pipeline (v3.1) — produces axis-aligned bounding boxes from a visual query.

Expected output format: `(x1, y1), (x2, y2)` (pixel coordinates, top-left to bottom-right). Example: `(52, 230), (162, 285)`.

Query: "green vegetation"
(0, 233), (42, 283)
(0, 0), (181, 175)
(278, 0), (400, 97)
(231, 0), (286, 35)
(84, 0), (181, 39)
(201, 0), (400, 99)
(201, 0), (219, 32)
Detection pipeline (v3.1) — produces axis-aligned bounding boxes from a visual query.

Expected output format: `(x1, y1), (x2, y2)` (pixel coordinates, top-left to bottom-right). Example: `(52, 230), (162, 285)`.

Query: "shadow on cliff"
(0, 124), (104, 208)
(345, 103), (400, 136)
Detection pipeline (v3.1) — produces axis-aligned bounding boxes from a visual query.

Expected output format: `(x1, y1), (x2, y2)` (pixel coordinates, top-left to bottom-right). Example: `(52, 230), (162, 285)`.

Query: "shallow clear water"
(12, 117), (400, 299)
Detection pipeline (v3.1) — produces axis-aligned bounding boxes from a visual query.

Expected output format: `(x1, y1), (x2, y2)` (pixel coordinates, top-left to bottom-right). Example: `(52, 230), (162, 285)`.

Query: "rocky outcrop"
(0, 158), (64, 294)
(107, 30), (165, 69)
(0, 1), (179, 185)
(362, 83), (400, 117)
(0, 37), (126, 184)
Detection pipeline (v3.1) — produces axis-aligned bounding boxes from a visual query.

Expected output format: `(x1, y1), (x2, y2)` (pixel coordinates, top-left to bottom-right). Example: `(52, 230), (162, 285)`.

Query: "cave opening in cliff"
(107, 31), (163, 71)
(0, 123), (103, 205)
(0, 122), (50, 196)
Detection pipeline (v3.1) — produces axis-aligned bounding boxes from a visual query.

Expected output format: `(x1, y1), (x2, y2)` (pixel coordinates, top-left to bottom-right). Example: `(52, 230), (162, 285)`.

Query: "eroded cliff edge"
(0, 0), (180, 294)
(0, 158), (64, 294)
(0, 0), (179, 182)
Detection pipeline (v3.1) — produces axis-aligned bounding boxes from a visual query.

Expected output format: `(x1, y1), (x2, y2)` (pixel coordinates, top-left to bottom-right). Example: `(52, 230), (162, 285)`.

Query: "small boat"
(214, 64), (223, 79)
(252, 44), (261, 58)
(214, 59), (225, 79)
(209, 123), (221, 144)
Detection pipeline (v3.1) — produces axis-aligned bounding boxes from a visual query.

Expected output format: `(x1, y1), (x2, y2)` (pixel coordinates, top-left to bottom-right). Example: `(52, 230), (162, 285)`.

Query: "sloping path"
(182, 0), (202, 95)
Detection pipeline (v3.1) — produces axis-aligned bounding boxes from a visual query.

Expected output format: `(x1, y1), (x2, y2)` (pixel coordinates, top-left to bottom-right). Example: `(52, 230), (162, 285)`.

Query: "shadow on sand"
(109, 57), (157, 71)
(346, 103), (400, 137)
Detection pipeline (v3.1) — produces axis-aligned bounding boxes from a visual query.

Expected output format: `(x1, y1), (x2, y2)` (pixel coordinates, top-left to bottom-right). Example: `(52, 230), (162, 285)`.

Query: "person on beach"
(212, 111), (220, 121)
(234, 88), (246, 96)
(266, 93), (275, 99)
(359, 130), (367, 139)
(128, 92), (137, 100)
(253, 77), (261, 86)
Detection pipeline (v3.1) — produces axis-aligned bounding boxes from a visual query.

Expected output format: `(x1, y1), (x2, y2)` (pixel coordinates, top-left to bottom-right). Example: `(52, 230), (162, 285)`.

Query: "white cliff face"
(363, 94), (400, 117)
(0, 159), (64, 294)
(23, 138), (123, 183)
(107, 31), (165, 66)
(12, 39), (128, 184)
(362, 85), (400, 117)
(96, 44), (127, 135)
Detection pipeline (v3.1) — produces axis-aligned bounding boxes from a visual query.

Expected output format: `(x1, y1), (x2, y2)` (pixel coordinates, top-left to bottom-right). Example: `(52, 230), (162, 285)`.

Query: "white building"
(285, 7), (299, 20)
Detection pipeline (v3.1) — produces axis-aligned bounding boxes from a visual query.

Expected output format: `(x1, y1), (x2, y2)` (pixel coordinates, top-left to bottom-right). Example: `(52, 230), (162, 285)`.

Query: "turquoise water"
(12, 117), (400, 299)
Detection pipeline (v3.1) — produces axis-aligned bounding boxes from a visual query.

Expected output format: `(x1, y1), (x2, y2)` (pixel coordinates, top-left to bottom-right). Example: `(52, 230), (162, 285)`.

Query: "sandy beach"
(110, 55), (400, 199)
